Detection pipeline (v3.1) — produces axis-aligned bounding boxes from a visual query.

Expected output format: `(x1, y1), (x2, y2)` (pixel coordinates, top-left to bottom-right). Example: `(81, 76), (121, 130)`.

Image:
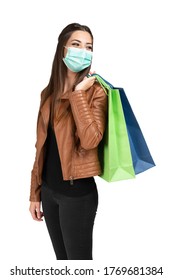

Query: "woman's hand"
(29, 201), (44, 222)
(75, 76), (96, 91)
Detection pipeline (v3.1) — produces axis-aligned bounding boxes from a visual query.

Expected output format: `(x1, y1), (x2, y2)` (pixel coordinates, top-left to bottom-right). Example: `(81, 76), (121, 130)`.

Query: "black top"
(42, 124), (96, 197)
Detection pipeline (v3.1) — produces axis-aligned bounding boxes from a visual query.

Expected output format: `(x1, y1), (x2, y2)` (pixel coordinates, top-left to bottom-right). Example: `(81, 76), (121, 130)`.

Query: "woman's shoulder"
(40, 88), (47, 99)
(91, 82), (107, 98)
(86, 82), (107, 106)
(40, 87), (51, 105)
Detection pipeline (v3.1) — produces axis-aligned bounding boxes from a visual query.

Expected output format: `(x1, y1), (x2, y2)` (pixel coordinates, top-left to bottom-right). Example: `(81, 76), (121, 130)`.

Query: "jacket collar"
(40, 94), (70, 127)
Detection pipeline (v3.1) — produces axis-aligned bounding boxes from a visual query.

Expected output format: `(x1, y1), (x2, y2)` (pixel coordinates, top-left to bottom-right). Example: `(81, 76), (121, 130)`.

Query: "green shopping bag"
(96, 76), (135, 182)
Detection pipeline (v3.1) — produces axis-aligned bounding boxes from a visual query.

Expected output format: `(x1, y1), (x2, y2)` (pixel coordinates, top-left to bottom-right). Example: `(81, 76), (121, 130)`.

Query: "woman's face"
(64, 30), (93, 57)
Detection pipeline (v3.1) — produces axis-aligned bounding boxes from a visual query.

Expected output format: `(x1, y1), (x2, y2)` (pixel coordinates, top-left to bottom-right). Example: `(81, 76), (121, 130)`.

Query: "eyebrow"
(71, 39), (93, 45)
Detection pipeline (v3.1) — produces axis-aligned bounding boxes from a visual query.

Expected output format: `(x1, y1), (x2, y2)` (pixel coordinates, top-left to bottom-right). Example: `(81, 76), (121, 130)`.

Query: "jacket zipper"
(69, 176), (74, 185)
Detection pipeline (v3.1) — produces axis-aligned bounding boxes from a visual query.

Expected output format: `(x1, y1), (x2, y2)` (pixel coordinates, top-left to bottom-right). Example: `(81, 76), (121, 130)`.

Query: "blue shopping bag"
(118, 87), (155, 174)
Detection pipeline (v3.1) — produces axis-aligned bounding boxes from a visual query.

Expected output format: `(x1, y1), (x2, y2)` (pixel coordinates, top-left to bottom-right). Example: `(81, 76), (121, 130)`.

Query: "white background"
(0, 0), (173, 279)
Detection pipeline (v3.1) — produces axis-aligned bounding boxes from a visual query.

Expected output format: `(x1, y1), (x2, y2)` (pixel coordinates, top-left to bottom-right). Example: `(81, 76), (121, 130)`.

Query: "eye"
(86, 46), (93, 51)
(72, 42), (80, 47)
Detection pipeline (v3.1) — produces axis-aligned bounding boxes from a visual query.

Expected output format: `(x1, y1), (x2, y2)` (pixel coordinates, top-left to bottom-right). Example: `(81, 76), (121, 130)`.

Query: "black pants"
(41, 183), (98, 260)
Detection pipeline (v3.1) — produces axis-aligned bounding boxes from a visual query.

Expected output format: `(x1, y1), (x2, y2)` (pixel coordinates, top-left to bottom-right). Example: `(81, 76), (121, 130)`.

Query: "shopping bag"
(94, 74), (155, 178)
(95, 76), (135, 182)
(118, 88), (155, 174)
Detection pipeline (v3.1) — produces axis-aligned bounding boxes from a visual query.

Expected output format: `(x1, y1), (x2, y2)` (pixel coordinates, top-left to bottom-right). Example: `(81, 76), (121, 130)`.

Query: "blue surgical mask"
(63, 47), (93, 73)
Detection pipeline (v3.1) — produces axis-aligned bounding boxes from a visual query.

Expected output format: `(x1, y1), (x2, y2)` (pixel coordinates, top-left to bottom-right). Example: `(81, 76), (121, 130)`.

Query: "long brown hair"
(41, 23), (94, 124)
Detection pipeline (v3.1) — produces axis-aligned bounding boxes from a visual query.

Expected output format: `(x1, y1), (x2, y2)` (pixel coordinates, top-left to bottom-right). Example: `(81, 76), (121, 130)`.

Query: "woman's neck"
(64, 70), (77, 93)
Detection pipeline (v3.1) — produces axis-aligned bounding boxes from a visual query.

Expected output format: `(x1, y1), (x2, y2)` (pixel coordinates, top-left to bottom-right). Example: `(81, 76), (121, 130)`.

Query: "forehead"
(68, 30), (92, 43)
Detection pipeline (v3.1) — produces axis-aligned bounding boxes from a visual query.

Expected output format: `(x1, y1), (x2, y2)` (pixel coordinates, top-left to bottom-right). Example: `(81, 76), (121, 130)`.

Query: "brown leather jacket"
(29, 83), (107, 201)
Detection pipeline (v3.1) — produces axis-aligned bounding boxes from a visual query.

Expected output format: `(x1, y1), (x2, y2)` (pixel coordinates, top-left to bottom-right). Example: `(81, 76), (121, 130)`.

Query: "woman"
(29, 23), (107, 260)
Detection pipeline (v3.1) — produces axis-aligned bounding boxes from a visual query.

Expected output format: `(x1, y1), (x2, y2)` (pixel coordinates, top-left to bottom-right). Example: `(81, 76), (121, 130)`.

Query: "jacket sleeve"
(29, 110), (42, 202)
(69, 84), (107, 150)
(30, 162), (41, 202)
(29, 90), (46, 202)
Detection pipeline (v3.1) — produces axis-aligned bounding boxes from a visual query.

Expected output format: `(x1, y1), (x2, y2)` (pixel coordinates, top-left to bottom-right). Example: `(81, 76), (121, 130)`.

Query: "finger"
(90, 76), (96, 83)
(30, 209), (39, 221)
(36, 209), (44, 221)
(89, 70), (96, 75)
(30, 207), (43, 221)
(87, 76), (96, 82)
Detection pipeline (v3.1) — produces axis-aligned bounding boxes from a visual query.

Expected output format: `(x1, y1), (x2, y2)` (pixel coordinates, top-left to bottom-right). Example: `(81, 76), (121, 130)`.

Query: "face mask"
(63, 47), (93, 73)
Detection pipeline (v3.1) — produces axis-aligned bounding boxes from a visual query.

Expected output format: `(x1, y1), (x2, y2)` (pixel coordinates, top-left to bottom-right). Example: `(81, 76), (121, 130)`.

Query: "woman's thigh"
(59, 189), (98, 260)
(41, 184), (68, 260)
